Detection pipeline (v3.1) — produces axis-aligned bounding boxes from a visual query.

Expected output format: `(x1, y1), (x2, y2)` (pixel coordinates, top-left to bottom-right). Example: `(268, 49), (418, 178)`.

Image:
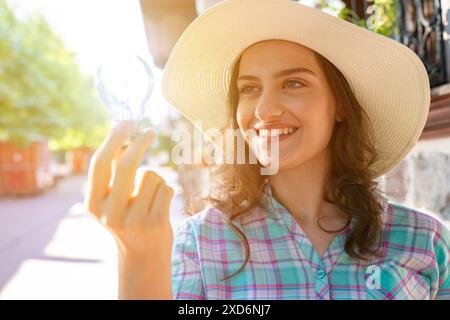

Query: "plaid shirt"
(171, 183), (450, 300)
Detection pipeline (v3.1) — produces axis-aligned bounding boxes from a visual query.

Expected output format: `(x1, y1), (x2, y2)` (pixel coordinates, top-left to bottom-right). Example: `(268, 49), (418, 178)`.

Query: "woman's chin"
(256, 152), (304, 173)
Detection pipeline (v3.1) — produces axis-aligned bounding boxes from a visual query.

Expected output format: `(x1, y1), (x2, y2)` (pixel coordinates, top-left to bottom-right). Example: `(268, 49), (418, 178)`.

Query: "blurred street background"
(1, 0), (450, 299)
(0, 170), (185, 299)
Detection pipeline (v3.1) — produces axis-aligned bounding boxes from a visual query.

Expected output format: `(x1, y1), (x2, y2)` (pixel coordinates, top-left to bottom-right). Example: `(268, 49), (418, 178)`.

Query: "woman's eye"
(238, 80), (304, 94)
(239, 86), (258, 94)
(284, 80), (304, 89)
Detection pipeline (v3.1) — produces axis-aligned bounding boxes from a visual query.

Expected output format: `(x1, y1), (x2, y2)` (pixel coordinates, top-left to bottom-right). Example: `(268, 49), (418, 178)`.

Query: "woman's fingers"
(126, 170), (165, 227)
(147, 183), (174, 225)
(85, 122), (133, 217)
(106, 128), (157, 219)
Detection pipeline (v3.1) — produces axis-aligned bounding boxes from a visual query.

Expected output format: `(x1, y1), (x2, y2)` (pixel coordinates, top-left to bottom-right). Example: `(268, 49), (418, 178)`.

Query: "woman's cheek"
(236, 105), (253, 130)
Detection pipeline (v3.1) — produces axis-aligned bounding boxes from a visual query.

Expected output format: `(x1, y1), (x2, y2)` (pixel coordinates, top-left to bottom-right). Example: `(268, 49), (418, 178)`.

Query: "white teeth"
(258, 127), (297, 137)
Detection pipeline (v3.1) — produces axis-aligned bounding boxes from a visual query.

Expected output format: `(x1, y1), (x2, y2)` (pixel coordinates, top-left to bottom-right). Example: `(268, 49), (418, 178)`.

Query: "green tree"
(305, 0), (397, 37)
(0, 0), (108, 150)
(338, 0), (397, 37)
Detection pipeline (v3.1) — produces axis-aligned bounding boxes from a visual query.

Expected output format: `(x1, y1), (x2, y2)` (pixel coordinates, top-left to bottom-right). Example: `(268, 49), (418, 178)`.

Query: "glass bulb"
(95, 52), (154, 142)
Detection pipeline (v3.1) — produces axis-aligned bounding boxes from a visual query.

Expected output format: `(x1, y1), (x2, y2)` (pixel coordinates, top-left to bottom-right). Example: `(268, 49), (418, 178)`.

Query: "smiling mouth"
(256, 127), (299, 142)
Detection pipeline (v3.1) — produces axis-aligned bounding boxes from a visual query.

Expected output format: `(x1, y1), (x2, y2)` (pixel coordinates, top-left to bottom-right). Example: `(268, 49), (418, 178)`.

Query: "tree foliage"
(303, 0), (397, 37)
(0, 0), (108, 150)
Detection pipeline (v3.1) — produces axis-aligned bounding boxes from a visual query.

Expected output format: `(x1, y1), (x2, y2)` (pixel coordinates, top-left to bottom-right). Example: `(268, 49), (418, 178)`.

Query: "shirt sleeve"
(434, 221), (450, 300)
(171, 218), (206, 300)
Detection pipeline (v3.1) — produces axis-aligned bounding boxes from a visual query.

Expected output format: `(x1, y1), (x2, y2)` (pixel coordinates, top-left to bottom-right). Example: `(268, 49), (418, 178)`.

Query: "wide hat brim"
(162, 0), (430, 177)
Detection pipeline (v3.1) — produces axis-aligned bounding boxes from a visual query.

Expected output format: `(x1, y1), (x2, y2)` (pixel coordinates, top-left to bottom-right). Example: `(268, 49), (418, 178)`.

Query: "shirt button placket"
(315, 267), (330, 300)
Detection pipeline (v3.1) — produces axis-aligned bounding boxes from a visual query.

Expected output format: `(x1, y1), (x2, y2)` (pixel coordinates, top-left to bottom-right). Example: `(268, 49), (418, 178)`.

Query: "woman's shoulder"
(384, 201), (450, 248)
(174, 206), (225, 235)
(183, 205), (225, 225)
(173, 204), (265, 240)
(386, 202), (447, 229)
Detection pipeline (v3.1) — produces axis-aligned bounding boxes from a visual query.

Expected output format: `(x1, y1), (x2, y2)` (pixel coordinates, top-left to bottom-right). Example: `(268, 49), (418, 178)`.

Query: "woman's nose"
(254, 90), (284, 121)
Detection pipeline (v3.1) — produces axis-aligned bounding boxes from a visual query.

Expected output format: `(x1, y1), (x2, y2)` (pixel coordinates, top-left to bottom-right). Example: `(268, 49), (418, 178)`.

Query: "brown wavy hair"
(187, 49), (386, 281)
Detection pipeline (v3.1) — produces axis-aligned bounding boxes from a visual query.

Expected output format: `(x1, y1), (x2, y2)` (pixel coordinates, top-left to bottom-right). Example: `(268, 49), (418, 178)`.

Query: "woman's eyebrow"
(237, 67), (316, 81)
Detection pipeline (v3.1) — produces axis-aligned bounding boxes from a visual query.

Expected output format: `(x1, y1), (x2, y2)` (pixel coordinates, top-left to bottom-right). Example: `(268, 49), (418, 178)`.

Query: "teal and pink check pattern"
(171, 183), (450, 300)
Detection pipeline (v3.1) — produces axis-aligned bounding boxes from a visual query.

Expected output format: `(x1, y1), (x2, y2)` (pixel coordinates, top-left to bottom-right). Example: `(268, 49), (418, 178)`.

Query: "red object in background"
(70, 147), (93, 175)
(0, 140), (53, 196)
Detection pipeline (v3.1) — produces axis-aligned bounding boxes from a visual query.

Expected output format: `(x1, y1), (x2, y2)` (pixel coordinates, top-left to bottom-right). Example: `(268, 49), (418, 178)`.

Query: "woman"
(84, 0), (450, 299)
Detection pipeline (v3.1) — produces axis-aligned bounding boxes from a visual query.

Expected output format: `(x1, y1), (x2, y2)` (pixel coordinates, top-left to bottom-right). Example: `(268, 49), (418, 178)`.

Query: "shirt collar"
(260, 181), (371, 237)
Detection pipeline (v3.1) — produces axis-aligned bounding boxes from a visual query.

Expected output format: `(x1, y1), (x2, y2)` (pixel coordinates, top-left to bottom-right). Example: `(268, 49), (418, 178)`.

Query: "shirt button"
(316, 269), (327, 280)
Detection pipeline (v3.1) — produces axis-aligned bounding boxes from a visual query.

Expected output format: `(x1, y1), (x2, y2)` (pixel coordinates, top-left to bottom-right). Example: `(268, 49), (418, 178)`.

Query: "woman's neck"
(268, 147), (342, 227)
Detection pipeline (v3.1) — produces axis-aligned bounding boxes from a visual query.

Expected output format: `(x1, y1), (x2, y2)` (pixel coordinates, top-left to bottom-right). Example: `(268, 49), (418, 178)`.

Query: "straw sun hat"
(161, 0), (431, 177)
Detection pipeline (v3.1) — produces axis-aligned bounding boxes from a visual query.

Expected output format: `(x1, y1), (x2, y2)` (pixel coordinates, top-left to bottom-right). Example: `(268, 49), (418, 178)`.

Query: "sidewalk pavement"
(0, 168), (186, 300)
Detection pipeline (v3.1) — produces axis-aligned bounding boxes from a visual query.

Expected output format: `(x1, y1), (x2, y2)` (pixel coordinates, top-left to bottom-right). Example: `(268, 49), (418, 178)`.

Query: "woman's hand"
(84, 122), (174, 299)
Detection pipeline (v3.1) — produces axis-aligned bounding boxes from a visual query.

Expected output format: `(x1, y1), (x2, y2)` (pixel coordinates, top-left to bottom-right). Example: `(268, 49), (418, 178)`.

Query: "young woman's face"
(236, 39), (339, 170)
